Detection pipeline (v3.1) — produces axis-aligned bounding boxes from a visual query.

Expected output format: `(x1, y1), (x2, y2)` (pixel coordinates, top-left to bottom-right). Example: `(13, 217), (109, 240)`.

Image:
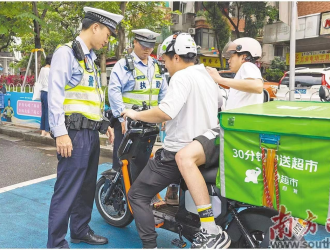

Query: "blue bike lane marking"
(0, 163), (185, 249)
(0, 162), (328, 248)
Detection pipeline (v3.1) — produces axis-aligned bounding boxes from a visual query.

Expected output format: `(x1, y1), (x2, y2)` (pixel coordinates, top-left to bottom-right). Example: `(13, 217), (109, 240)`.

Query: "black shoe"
(70, 229), (108, 245)
(191, 226), (231, 249)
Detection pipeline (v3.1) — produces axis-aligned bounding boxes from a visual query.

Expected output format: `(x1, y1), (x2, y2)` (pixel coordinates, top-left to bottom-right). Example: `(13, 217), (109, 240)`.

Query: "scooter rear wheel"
(226, 207), (307, 248)
(95, 176), (133, 228)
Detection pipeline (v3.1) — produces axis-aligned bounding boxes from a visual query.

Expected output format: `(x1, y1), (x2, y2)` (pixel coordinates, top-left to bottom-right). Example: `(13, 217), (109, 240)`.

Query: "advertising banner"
(0, 92), (41, 127)
(286, 50), (330, 65)
(200, 56), (226, 68)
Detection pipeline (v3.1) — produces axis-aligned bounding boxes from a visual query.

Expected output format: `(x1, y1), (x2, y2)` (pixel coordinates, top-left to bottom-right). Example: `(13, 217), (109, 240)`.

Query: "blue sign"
(1, 92), (41, 127)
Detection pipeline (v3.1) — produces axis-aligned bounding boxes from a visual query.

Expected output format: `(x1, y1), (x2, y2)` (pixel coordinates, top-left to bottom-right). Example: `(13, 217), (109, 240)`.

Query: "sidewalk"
(0, 122), (163, 158)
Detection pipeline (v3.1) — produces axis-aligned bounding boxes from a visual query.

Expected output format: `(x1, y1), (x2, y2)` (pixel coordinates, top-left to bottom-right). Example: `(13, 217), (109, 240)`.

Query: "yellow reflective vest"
(122, 58), (163, 109)
(57, 42), (104, 121)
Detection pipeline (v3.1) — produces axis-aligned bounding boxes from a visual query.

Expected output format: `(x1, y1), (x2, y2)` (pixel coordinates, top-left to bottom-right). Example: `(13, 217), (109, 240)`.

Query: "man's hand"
(121, 109), (139, 121)
(121, 121), (126, 134)
(56, 134), (73, 158)
(206, 66), (224, 84)
(106, 126), (114, 144)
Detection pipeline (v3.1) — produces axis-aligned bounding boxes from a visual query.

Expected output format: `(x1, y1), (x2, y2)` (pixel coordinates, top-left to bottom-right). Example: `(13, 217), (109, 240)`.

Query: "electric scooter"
(95, 103), (307, 248)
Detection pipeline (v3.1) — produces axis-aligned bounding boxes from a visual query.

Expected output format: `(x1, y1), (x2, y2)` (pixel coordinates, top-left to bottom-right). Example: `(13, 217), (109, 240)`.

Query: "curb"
(0, 125), (113, 158)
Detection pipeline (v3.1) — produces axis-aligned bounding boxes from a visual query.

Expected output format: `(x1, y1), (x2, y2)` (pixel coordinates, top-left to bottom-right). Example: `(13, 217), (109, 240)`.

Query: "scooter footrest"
(171, 238), (187, 248)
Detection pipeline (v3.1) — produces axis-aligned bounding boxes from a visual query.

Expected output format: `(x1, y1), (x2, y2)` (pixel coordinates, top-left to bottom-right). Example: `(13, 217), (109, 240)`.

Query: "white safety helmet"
(222, 37), (262, 61)
(158, 32), (197, 58)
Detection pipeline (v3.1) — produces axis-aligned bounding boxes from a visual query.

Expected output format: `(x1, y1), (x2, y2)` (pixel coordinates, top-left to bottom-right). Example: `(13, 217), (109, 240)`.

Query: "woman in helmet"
(121, 33), (228, 249)
(206, 37), (264, 110)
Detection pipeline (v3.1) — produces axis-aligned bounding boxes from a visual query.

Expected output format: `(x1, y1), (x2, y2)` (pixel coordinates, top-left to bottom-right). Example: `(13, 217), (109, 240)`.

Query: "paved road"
(0, 134), (180, 248)
(0, 134), (111, 188)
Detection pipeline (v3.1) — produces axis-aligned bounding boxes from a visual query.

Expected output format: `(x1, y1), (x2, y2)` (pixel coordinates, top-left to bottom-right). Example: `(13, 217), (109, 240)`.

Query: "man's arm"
(108, 62), (126, 123)
(48, 47), (75, 137)
(121, 107), (171, 124)
(220, 78), (263, 94)
(206, 66), (263, 94)
(157, 74), (168, 103)
(48, 46), (76, 158)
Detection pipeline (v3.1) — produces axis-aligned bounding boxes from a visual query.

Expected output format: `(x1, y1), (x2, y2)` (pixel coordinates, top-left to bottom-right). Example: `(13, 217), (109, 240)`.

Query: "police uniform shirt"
(108, 51), (168, 122)
(48, 36), (98, 137)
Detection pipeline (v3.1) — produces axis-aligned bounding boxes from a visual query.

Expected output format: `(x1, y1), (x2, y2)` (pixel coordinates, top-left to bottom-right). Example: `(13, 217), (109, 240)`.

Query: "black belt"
(65, 115), (102, 131)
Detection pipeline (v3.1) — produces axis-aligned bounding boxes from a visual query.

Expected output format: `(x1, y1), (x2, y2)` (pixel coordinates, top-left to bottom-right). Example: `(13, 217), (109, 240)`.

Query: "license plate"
(295, 89), (307, 94)
(291, 218), (307, 239)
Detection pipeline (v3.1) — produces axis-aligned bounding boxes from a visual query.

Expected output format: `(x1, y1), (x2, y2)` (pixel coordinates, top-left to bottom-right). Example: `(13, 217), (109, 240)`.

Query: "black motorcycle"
(95, 104), (307, 248)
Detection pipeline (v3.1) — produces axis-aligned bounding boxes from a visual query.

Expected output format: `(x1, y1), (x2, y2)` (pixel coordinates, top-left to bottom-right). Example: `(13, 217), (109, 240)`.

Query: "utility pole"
(289, 1), (297, 101)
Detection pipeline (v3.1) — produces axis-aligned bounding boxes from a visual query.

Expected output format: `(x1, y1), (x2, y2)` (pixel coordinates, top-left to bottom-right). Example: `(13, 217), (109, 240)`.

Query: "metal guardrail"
(285, 90), (302, 101)
(309, 91), (320, 101)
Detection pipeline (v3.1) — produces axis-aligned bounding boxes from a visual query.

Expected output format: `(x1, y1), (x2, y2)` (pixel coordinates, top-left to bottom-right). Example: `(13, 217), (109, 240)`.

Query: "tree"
(0, 2), (32, 52)
(264, 57), (286, 82)
(202, 2), (231, 69)
(1, 1), (172, 82)
(205, 2), (278, 39)
(116, 2), (172, 59)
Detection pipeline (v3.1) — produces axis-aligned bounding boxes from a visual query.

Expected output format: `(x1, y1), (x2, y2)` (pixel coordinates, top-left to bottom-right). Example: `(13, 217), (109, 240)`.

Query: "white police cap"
(83, 7), (124, 37)
(132, 29), (160, 48)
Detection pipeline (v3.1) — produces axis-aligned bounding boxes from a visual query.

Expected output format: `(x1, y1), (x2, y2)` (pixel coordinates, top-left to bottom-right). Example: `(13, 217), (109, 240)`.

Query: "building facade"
(263, 1), (330, 69)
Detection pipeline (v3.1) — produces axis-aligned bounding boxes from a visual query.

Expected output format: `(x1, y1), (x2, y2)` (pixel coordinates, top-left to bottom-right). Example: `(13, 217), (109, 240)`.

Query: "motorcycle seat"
(199, 164), (219, 184)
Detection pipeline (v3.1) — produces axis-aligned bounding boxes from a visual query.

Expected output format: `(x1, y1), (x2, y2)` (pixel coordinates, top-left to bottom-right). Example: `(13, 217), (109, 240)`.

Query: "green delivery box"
(218, 101), (330, 225)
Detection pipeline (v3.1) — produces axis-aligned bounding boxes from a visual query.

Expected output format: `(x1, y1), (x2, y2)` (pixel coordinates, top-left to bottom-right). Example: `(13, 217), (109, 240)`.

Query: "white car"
(275, 67), (330, 102)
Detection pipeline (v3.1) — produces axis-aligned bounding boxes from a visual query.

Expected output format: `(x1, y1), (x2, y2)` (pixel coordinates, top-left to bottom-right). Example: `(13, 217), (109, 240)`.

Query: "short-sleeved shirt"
(39, 67), (50, 92)
(226, 62), (263, 110)
(159, 64), (223, 152)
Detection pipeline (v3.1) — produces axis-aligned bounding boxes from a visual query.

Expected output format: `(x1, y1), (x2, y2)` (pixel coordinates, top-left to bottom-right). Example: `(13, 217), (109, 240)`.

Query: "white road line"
(0, 174), (57, 194)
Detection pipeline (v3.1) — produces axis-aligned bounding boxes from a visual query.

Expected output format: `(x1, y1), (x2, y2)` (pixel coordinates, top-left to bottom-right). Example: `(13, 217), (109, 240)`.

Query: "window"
(201, 29), (215, 48)
(274, 46), (284, 57)
(173, 1), (180, 11)
(181, 2), (187, 13)
(281, 73), (323, 87)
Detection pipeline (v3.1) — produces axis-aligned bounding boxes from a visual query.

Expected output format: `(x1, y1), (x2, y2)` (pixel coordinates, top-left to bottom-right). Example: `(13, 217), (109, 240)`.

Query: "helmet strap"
(165, 32), (181, 54)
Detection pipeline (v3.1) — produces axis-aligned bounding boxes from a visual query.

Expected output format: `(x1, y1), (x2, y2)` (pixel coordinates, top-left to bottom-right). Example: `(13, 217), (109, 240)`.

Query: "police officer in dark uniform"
(47, 7), (123, 248)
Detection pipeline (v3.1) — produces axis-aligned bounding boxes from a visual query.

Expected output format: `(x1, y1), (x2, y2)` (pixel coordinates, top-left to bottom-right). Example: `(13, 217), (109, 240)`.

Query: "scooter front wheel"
(95, 176), (133, 227)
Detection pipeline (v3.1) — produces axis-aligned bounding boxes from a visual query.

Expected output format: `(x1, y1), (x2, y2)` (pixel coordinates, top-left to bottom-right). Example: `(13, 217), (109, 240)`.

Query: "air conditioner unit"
(188, 28), (196, 35)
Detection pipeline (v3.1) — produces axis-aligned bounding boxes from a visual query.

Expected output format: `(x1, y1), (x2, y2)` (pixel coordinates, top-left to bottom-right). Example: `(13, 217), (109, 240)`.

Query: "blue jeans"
(40, 90), (50, 132)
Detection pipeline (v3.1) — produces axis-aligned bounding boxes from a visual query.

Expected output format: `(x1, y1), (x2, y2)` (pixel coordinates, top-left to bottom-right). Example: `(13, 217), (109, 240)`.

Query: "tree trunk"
(100, 52), (107, 86)
(116, 2), (127, 59)
(32, 2), (48, 76)
(215, 35), (223, 69)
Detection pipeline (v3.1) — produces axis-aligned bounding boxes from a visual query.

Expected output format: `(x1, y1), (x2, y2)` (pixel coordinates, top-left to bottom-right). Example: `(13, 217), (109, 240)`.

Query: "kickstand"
(171, 225), (187, 248)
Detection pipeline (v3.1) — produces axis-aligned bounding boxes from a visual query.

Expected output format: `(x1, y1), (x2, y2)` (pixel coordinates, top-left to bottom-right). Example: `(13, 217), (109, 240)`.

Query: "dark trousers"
(112, 120), (124, 171)
(40, 91), (50, 132)
(47, 129), (100, 248)
(127, 149), (181, 248)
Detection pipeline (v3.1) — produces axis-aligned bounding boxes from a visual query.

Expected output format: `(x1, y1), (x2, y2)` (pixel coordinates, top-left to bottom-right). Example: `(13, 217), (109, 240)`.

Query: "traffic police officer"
(47, 7), (123, 248)
(108, 29), (168, 172)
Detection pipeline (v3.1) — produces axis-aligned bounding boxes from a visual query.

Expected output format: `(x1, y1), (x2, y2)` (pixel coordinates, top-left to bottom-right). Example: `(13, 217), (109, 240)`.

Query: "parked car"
(275, 67), (330, 101)
(218, 70), (279, 102)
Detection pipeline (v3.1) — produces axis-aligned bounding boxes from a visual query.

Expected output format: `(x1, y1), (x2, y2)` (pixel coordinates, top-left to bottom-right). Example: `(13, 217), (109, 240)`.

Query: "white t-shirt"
(226, 62), (263, 110)
(39, 67), (50, 92)
(159, 64), (223, 152)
